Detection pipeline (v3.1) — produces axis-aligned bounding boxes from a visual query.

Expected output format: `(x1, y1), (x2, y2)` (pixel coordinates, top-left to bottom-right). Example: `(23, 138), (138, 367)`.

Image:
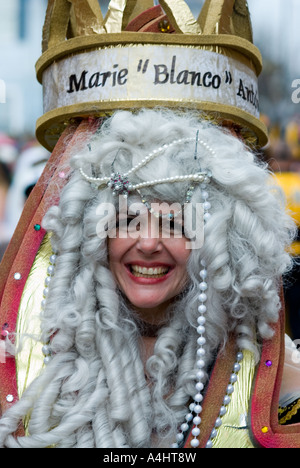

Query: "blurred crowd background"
(0, 0), (300, 338)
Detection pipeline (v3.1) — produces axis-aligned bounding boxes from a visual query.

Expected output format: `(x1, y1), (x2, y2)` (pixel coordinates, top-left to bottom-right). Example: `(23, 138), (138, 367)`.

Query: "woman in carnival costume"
(0, 0), (300, 448)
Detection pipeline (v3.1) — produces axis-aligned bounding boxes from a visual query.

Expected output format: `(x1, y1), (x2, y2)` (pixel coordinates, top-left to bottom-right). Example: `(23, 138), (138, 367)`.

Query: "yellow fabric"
(15, 234), (52, 399)
(272, 172), (300, 227)
(212, 350), (256, 448)
(289, 241), (300, 256)
(279, 399), (300, 425)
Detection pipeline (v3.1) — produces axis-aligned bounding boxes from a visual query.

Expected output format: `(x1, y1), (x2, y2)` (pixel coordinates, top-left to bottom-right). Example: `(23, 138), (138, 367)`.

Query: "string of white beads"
(189, 183), (212, 447)
(124, 138), (195, 177)
(171, 179), (243, 449)
(41, 253), (57, 364)
(189, 259), (208, 448)
(171, 183), (211, 449)
(132, 173), (207, 191)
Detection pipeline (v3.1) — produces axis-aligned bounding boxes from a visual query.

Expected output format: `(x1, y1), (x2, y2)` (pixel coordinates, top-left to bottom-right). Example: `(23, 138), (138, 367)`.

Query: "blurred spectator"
(0, 133), (18, 170)
(3, 141), (49, 249)
(264, 116), (300, 339)
(275, 171), (300, 341)
(285, 117), (300, 161)
(0, 162), (12, 259)
(0, 134), (18, 257)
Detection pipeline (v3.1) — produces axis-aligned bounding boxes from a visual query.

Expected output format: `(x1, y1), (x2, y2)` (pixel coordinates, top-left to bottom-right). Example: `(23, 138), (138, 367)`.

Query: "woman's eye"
(116, 216), (140, 231)
(116, 217), (131, 228)
(115, 215), (185, 236)
(161, 219), (185, 236)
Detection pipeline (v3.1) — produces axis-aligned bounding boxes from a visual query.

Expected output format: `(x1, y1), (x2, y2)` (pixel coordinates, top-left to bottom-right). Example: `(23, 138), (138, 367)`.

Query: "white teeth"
(131, 265), (169, 276)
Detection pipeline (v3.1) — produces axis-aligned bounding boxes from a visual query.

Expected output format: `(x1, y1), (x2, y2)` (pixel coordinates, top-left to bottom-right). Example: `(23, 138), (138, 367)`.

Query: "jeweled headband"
(79, 135), (215, 201)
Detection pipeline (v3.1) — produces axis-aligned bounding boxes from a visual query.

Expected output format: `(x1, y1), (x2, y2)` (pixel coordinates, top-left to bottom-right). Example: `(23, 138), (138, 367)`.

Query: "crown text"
(67, 65), (128, 93)
(237, 79), (259, 111)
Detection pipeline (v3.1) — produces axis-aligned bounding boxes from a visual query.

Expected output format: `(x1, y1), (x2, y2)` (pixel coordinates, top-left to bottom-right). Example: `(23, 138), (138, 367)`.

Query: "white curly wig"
(0, 109), (295, 448)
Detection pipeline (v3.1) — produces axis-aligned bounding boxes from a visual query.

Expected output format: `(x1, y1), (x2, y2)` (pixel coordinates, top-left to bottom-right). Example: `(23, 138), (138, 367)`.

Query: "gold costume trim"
(159, 0), (201, 34)
(36, 99), (266, 152)
(212, 350), (256, 448)
(279, 399), (300, 425)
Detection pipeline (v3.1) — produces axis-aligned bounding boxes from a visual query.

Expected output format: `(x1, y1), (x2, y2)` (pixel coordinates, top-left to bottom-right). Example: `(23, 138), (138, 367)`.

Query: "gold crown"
(36, 0), (268, 150)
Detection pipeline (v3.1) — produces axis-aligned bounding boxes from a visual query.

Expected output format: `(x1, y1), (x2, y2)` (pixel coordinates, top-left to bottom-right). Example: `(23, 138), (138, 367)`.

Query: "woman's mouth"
(129, 265), (170, 278)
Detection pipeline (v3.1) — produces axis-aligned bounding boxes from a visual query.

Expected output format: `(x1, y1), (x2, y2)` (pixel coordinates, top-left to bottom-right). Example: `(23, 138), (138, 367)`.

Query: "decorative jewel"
(185, 186), (195, 203)
(1, 324), (9, 339)
(137, 192), (182, 220)
(265, 360), (272, 367)
(107, 172), (132, 197)
(1, 323), (9, 337)
(261, 426), (269, 434)
(6, 395), (14, 403)
(14, 272), (22, 281)
(34, 224), (41, 231)
(159, 19), (171, 33)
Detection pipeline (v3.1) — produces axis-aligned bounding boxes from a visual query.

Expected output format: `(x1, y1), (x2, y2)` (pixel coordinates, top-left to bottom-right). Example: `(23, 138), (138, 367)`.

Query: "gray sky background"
(186, 0), (299, 78)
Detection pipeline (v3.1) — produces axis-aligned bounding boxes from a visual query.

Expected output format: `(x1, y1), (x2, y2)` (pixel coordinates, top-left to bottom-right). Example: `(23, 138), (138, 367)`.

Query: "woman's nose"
(136, 235), (162, 254)
(135, 218), (162, 254)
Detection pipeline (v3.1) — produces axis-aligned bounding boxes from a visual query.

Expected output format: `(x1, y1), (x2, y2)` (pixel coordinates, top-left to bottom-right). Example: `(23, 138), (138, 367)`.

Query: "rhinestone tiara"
(79, 136), (215, 197)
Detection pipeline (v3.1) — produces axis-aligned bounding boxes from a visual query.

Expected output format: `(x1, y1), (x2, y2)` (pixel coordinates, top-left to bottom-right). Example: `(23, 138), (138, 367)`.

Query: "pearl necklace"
(170, 182), (243, 449)
(168, 182), (209, 448)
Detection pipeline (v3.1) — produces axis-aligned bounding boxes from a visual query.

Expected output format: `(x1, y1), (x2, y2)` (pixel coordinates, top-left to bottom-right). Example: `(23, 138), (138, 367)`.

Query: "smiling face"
(108, 207), (191, 324)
